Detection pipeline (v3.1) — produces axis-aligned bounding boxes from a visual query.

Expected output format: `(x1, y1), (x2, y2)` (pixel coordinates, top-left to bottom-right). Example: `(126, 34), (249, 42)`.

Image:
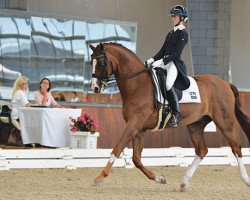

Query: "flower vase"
(70, 131), (99, 149)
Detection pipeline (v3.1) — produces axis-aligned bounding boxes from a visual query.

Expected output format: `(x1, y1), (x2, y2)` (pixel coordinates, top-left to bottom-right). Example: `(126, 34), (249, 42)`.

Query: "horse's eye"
(97, 58), (105, 65)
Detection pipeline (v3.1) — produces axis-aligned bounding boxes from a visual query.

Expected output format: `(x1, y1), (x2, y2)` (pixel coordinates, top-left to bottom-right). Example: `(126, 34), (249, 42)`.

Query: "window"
(0, 11), (137, 102)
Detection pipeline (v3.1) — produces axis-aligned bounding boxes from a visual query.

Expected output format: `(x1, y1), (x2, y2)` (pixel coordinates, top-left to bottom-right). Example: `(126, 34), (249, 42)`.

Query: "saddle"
(150, 68), (175, 131)
(154, 67), (182, 101)
(149, 67), (201, 131)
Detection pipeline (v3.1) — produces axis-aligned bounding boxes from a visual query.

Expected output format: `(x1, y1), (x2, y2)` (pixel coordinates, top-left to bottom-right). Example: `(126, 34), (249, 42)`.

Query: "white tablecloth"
(19, 107), (82, 147)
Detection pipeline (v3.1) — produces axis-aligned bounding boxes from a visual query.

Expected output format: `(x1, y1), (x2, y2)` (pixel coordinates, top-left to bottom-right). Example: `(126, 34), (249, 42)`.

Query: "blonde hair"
(12, 76), (28, 97)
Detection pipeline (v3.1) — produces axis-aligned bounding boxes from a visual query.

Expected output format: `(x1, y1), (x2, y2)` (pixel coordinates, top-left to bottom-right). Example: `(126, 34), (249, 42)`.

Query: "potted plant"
(69, 112), (99, 149)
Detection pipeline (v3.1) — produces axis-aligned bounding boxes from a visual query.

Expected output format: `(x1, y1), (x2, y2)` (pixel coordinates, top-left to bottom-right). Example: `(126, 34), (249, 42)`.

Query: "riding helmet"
(169, 5), (188, 22)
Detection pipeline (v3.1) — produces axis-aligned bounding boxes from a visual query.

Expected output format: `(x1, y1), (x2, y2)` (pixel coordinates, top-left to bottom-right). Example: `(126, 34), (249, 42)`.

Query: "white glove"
(145, 58), (154, 67)
(152, 59), (164, 68)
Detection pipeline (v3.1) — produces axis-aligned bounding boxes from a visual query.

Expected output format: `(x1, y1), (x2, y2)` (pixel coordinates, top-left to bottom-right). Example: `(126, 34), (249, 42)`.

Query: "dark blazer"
(153, 29), (190, 90)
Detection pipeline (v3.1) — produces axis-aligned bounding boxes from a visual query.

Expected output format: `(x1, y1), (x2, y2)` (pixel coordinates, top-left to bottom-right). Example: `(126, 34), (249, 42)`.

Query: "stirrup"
(168, 114), (180, 127)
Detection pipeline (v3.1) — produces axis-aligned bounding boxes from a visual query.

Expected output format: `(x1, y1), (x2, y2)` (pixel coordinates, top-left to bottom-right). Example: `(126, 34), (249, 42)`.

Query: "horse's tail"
(230, 84), (250, 145)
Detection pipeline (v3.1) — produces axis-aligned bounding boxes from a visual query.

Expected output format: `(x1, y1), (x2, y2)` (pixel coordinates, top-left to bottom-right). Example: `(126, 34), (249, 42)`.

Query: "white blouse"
(11, 90), (29, 119)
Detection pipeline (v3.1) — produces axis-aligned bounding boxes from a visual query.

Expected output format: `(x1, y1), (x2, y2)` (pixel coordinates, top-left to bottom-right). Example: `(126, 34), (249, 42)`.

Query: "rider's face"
(171, 15), (181, 26)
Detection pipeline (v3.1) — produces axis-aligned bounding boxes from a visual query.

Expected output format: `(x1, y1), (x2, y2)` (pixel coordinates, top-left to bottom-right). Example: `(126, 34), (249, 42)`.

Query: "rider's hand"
(145, 58), (154, 68)
(152, 59), (164, 68)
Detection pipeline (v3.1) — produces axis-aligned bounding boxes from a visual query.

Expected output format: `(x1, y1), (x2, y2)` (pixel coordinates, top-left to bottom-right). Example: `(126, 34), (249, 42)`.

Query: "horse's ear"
(100, 43), (106, 52)
(100, 43), (104, 50)
(88, 43), (96, 52)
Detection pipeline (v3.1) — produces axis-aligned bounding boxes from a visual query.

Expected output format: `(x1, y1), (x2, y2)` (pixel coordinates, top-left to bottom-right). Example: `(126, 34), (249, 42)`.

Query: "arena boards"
(0, 147), (249, 170)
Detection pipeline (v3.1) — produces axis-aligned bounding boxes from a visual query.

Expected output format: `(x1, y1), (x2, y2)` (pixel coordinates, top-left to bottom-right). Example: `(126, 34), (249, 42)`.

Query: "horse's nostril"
(94, 87), (99, 93)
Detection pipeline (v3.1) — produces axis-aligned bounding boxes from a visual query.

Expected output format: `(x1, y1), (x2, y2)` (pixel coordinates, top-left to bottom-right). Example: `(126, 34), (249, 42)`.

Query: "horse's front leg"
(93, 121), (141, 186)
(132, 132), (166, 184)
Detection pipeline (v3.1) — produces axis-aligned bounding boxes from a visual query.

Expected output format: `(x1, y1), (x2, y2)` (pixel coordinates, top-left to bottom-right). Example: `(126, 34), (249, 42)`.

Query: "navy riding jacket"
(153, 29), (190, 90)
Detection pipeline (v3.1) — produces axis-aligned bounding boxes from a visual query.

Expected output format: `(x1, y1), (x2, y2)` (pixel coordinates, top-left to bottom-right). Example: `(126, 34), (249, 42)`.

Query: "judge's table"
(19, 107), (81, 147)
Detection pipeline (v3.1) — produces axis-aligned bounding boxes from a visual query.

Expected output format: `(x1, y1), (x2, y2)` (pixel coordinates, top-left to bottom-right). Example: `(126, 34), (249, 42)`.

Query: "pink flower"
(69, 112), (98, 134)
(71, 126), (78, 132)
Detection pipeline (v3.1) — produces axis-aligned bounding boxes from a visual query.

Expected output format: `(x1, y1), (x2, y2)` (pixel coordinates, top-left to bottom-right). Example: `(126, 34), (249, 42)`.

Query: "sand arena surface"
(0, 165), (250, 200)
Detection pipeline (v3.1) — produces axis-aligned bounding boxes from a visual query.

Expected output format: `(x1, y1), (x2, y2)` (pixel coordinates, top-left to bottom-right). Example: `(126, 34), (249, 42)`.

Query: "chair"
(0, 105), (22, 146)
(0, 105), (12, 127)
(0, 105), (21, 130)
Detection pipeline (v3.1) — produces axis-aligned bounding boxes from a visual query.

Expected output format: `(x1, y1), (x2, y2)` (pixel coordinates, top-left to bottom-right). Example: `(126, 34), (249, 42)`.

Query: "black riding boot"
(166, 87), (180, 127)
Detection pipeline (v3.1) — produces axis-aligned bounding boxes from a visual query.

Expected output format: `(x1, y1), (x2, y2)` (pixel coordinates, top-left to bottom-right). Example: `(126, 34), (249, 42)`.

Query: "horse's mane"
(103, 42), (141, 61)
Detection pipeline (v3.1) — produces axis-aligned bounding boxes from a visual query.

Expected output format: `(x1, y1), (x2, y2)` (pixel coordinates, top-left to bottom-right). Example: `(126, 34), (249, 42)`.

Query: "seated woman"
(70, 91), (80, 102)
(34, 78), (60, 107)
(11, 76), (33, 147)
(82, 92), (91, 103)
(11, 76), (32, 121)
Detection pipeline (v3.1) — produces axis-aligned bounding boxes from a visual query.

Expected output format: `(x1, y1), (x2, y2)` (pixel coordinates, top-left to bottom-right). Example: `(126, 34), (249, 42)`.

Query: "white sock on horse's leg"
(109, 154), (117, 163)
(236, 156), (250, 186)
(181, 154), (202, 190)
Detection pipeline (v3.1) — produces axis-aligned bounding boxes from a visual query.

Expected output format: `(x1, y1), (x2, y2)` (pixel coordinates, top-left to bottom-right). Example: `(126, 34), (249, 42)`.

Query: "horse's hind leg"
(132, 132), (166, 184)
(213, 117), (250, 186)
(236, 156), (250, 186)
(180, 116), (211, 192)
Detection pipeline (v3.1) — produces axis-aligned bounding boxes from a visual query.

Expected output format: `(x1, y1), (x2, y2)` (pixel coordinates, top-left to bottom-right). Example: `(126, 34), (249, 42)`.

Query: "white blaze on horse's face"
(91, 58), (106, 93)
(91, 59), (100, 93)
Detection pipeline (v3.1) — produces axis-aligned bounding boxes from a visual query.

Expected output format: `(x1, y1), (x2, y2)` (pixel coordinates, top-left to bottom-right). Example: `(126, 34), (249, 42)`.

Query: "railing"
(0, 147), (249, 170)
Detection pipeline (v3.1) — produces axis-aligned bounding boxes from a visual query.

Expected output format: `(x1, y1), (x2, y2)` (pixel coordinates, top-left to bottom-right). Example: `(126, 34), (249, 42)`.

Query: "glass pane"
(29, 16), (85, 96)
(84, 21), (137, 93)
(0, 14), (30, 99)
(0, 11), (137, 104)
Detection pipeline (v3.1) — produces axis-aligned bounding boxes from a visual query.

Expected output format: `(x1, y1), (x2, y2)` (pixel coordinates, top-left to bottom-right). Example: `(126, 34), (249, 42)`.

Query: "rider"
(146, 5), (190, 127)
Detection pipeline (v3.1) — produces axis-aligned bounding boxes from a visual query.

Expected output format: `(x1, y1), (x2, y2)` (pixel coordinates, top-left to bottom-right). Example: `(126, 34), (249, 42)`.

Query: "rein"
(106, 68), (150, 85)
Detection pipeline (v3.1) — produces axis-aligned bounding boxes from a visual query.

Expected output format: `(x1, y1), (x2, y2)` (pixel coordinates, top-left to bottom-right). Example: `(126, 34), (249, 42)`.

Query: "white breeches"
(161, 61), (178, 91)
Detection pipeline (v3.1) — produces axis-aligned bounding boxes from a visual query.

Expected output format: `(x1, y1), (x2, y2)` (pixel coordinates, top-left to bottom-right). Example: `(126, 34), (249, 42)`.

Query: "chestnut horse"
(89, 42), (250, 191)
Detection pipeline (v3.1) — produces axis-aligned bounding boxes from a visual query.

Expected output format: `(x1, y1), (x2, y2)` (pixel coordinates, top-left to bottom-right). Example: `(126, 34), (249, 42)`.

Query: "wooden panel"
(80, 92), (250, 149)
(2, 91), (247, 148)
(81, 106), (125, 149)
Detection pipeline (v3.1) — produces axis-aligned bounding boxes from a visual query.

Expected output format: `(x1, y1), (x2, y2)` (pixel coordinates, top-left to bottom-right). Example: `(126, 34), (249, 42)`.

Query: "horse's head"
(89, 43), (114, 93)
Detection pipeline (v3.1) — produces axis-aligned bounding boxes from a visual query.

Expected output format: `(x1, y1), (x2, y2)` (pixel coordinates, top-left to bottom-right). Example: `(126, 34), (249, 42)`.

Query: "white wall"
(230, 0), (250, 90)
(27, 0), (193, 75)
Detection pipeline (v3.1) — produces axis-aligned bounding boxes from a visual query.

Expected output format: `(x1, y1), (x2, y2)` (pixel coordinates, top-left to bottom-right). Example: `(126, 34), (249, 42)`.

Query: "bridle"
(91, 47), (150, 87)
(91, 49), (114, 87)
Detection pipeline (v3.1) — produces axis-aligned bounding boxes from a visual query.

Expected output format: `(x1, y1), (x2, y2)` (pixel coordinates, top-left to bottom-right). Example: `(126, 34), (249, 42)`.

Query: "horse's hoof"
(179, 182), (189, 192)
(93, 179), (103, 187)
(244, 179), (250, 187)
(155, 174), (166, 184)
